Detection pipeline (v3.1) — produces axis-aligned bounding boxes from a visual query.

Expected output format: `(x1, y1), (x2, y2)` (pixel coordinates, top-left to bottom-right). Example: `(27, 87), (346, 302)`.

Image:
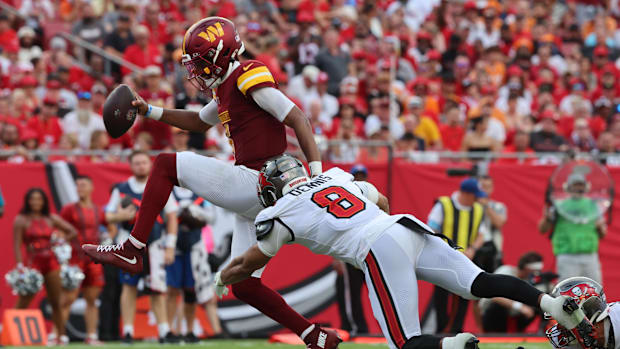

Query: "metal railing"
(0, 1), (144, 75)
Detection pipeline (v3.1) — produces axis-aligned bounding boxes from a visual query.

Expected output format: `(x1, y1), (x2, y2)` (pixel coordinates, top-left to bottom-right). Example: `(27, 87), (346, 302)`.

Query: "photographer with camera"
(479, 252), (554, 333)
(539, 173), (606, 284)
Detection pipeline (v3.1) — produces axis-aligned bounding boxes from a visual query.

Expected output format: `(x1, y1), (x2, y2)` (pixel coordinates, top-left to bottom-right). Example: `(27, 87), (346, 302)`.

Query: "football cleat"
(542, 295), (587, 330)
(302, 325), (342, 349)
(82, 240), (143, 274)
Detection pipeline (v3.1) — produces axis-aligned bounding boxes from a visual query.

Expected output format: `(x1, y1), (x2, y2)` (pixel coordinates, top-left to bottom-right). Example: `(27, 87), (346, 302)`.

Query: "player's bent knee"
(184, 289), (197, 304)
(402, 335), (441, 349)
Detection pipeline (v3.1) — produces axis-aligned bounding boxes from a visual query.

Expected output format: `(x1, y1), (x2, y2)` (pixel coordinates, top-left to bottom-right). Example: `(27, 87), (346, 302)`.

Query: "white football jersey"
(255, 167), (398, 268)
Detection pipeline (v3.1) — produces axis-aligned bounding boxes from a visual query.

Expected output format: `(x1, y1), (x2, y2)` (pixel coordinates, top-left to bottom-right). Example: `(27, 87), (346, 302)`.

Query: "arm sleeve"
(105, 188), (121, 213)
(198, 100), (220, 126)
(250, 87), (295, 122)
(256, 220), (293, 257)
(353, 181), (379, 204)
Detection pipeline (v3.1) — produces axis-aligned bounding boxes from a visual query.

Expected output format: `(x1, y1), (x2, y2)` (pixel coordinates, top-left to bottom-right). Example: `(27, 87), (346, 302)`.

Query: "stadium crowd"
(0, 0), (620, 164)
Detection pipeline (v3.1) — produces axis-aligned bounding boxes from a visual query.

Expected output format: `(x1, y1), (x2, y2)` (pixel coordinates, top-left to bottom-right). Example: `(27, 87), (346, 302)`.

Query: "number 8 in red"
(311, 186), (366, 219)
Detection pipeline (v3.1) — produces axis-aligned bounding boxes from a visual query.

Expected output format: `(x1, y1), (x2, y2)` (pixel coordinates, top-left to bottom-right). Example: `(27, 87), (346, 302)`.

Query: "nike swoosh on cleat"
(113, 253), (137, 265)
(242, 63), (254, 71)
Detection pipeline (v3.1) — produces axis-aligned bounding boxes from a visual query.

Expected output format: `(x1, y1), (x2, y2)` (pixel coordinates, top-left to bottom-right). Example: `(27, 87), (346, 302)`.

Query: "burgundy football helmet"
(181, 17), (244, 90)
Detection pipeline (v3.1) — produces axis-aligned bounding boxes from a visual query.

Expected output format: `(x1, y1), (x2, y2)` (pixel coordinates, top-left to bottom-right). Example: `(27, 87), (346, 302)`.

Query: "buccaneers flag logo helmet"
(181, 17), (244, 90)
(257, 155), (310, 207)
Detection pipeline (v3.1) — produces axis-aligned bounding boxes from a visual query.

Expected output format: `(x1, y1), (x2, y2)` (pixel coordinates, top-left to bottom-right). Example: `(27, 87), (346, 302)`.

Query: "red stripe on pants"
(365, 251), (406, 348)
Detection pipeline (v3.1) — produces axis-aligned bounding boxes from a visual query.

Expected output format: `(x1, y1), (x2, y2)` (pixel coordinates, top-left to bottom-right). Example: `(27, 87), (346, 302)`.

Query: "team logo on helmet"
(196, 22), (225, 42)
(258, 172), (274, 191)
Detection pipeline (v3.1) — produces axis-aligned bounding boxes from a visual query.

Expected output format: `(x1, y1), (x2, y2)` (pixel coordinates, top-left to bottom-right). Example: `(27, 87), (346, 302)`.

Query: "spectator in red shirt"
(439, 104), (465, 151)
(141, 3), (171, 47)
(27, 95), (63, 148)
(0, 13), (17, 52)
(122, 25), (162, 76)
(499, 130), (535, 164)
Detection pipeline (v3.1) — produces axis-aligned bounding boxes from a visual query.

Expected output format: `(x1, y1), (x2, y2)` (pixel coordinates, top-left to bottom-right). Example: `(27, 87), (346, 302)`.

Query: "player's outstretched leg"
(231, 277), (342, 349)
(83, 153), (178, 273)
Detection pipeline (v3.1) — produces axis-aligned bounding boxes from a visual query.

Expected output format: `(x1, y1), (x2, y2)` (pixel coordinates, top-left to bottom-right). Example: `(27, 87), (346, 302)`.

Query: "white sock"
(300, 324), (315, 341)
(88, 333), (98, 340)
(129, 235), (145, 249)
(123, 324), (134, 337)
(158, 322), (170, 338)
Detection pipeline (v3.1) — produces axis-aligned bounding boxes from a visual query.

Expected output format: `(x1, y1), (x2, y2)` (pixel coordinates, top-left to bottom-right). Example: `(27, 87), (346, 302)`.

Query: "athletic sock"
(232, 277), (311, 336)
(158, 322), (170, 338)
(123, 324), (134, 337)
(129, 153), (178, 244)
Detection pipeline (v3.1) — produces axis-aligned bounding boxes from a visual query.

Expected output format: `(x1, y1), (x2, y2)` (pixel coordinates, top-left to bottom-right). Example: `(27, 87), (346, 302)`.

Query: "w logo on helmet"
(198, 22), (225, 42)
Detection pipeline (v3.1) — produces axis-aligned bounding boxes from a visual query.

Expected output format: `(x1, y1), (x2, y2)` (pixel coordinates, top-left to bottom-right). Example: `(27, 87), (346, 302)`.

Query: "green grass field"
(15, 339), (553, 349)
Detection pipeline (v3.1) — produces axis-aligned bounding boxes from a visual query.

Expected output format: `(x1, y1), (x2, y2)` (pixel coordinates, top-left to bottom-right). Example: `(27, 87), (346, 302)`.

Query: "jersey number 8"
(311, 186), (365, 219)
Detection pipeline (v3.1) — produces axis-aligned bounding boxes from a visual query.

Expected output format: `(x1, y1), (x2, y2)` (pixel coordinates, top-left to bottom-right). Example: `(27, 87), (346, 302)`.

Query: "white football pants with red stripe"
(363, 224), (484, 349)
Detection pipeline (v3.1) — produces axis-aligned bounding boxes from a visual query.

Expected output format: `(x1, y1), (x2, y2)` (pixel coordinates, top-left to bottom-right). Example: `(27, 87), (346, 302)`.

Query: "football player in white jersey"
(214, 155), (595, 349)
(545, 277), (618, 349)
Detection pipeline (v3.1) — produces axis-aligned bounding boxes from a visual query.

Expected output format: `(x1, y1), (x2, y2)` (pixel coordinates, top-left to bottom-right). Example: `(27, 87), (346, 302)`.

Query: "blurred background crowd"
(2, 0), (620, 164)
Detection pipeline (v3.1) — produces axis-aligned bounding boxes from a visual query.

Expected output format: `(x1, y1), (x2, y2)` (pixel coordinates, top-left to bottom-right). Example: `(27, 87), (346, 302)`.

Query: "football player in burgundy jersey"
(83, 17), (337, 348)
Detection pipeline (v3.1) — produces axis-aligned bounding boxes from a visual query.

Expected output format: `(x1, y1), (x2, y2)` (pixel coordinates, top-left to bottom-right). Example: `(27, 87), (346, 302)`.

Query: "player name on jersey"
(287, 175), (332, 196)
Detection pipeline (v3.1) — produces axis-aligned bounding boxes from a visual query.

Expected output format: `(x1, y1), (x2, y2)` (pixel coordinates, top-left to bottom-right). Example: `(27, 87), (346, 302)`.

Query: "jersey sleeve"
(354, 181), (379, 204)
(427, 202), (444, 233)
(256, 219), (293, 258)
(236, 61), (277, 96)
(198, 99), (220, 126)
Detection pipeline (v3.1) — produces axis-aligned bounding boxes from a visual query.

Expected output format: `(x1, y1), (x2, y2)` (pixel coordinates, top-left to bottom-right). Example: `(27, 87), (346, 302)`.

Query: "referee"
(422, 178), (487, 334)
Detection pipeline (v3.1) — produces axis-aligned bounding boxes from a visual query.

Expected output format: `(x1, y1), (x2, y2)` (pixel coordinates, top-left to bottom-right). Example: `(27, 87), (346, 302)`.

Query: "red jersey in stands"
(213, 60), (286, 170)
(27, 115), (63, 146)
(60, 202), (104, 246)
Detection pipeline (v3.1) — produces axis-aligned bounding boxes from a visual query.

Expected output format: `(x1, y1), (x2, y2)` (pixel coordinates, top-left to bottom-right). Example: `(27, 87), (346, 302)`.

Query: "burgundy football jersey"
(213, 60), (287, 170)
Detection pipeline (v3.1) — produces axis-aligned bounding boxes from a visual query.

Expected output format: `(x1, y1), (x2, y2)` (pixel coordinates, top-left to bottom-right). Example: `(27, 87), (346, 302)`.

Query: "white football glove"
(214, 271), (229, 299)
(442, 333), (479, 349)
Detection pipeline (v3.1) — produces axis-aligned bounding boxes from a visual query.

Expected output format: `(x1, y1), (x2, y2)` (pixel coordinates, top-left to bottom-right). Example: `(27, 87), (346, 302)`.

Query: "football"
(103, 84), (138, 138)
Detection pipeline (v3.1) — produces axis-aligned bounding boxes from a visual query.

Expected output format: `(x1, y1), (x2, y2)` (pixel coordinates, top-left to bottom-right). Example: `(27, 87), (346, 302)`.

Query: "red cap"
(297, 10), (314, 23)
(46, 80), (61, 89)
(43, 94), (58, 105)
(317, 72), (328, 83)
(464, 1), (477, 11)
(539, 110), (558, 122)
(427, 49), (441, 60)
(417, 30), (432, 40)
(352, 50), (367, 60)
(602, 63), (617, 75)
(338, 96), (356, 106)
(19, 75), (37, 87)
(21, 129), (37, 142)
(507, 65), (523, 77)
(594, 45), (609, 57)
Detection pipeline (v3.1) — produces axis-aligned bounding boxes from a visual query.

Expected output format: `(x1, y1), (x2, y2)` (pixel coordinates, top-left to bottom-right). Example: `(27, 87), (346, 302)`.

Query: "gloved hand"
(214, 271), (229, 299)
(442, 333), (479, 349)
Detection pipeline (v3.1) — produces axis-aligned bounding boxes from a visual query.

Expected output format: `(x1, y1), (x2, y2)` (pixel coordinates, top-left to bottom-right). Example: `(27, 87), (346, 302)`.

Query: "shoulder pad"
(255, 219), (274, 241)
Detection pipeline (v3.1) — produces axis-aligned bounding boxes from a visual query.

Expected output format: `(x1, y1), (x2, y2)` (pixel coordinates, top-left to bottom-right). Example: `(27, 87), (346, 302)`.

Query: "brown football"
(103, 84), (137, 138)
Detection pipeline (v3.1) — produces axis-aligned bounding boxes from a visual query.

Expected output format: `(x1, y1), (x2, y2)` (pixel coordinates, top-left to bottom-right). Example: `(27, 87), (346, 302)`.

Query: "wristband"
(145, 104), (164, 121)
(165, 234), (177, 248)
(309, 161), (322, 177)
(512, 301), (523, 312)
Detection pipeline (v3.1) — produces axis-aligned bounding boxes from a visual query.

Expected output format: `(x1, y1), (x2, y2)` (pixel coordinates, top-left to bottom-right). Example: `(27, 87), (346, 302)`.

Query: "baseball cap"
(144, 65), (162, 76)
(350, 164), (368, 177)
(460, 178), (487, 198)
(566, 173), (587, 186)
(77, 91), (92, 100)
